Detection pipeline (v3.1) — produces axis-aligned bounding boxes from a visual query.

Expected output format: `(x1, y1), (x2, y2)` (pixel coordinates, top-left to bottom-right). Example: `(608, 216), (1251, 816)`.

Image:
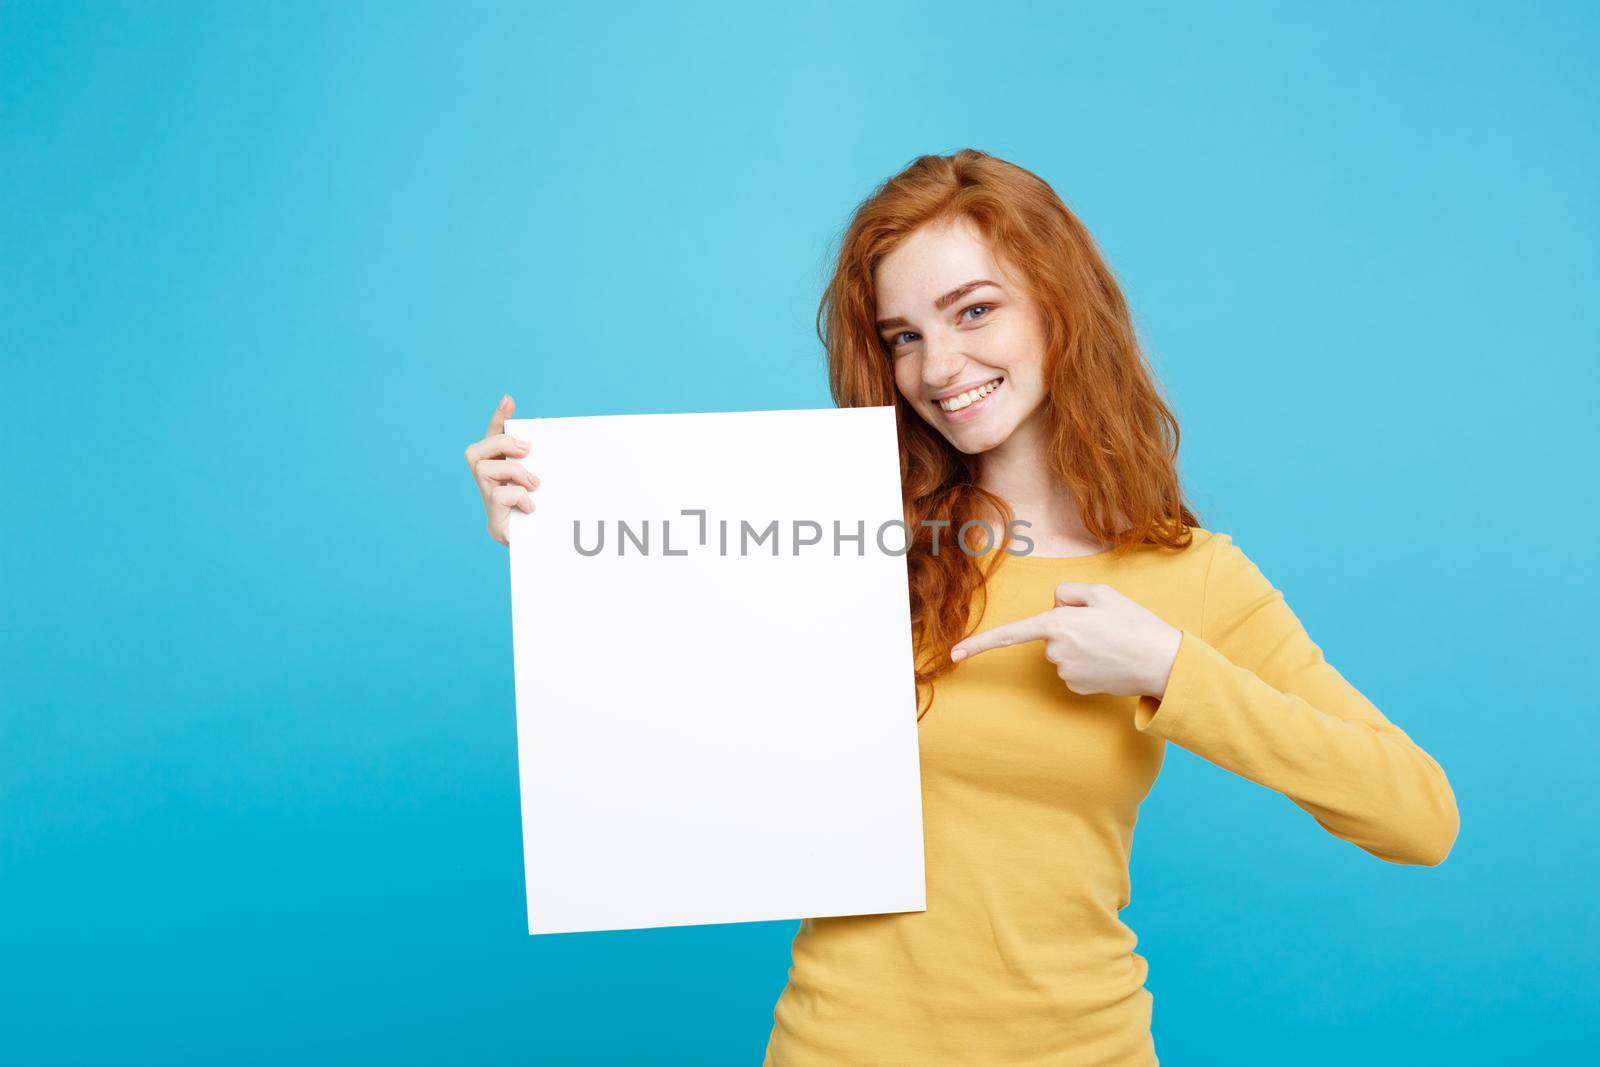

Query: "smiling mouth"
(937, 377), (1003, 413)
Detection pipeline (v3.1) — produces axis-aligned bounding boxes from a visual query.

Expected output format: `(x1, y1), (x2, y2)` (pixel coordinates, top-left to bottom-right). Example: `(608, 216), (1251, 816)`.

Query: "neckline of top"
(980, 543), (1122, 567)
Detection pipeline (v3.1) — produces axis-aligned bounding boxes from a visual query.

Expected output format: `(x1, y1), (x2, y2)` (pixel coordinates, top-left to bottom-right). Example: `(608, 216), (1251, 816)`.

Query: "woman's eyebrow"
(933, 278), (1002, 310)
(875, 278), (1003, 332)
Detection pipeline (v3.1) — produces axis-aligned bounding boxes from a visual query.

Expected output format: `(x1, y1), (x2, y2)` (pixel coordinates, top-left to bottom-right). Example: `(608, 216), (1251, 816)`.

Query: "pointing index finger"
(951, 611), (1055, 663)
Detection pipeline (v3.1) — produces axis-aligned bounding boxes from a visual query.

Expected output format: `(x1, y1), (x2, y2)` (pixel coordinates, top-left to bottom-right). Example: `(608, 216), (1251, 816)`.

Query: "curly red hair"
(818, 149), (1201, 718)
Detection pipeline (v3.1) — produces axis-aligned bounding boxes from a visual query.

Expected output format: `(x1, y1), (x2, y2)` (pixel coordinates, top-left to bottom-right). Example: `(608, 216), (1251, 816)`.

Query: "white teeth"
(938, 378), (1002, 412)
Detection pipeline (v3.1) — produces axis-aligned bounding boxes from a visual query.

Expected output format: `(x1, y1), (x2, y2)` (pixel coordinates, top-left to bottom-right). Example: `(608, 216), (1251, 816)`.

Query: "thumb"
(487, 393), (515, 436)
(1053, 581), (1095, 607)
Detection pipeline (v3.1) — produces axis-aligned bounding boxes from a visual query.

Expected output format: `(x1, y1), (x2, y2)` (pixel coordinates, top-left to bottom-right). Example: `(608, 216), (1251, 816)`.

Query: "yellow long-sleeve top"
(762, 527), (1459, 1066)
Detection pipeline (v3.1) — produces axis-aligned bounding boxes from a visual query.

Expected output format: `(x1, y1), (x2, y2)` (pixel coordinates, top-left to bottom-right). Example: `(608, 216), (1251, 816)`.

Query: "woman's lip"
(931, 377), (1002, 402)
(938, 379), (1002, 424)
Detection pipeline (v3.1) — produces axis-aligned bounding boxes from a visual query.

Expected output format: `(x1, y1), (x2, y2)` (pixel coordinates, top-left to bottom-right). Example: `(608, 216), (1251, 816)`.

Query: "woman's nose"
(921, 336), (966, 388)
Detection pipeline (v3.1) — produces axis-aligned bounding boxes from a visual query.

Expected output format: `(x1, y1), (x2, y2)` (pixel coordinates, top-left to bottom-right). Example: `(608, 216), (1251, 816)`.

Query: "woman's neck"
(975, 415), (1111, 556)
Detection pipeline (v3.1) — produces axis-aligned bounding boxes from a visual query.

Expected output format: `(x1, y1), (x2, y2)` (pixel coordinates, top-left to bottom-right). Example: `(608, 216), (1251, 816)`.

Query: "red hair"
(817, 149), (1201, 718)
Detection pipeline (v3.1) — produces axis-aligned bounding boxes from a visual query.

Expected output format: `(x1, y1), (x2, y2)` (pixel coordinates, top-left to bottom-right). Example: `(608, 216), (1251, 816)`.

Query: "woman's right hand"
(465, 394), (541, 547)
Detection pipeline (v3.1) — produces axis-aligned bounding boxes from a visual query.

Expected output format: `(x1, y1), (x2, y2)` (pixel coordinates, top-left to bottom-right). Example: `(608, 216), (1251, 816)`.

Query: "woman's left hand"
(950, 581), (1183, 699)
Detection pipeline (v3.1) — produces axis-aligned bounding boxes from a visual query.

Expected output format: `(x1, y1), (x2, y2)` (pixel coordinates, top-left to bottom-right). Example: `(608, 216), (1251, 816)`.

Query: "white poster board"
(505, 406), (926, 935)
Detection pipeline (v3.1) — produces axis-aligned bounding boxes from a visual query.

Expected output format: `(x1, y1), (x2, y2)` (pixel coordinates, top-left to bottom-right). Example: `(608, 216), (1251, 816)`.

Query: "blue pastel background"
(3, 2), (1595, 1063)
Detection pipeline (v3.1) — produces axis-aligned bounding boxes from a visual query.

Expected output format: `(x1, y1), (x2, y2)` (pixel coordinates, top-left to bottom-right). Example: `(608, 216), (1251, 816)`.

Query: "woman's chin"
(944, 423), (1012, 455)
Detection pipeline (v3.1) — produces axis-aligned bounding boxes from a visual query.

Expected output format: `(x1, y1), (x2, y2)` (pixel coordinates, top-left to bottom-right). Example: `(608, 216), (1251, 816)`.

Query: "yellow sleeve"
(1133, 532), (1460, 866)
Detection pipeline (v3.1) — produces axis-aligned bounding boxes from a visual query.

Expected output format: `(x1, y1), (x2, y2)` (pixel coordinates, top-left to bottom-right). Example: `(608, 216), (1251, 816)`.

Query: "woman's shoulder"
(1120, 522), (1229, 567)
(1177, 524), (1231, 559)
(1088, 524), (1240, 587)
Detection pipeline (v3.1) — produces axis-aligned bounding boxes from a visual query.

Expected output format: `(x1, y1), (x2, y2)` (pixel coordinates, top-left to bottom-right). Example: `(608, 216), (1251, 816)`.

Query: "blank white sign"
(504, 406), (926, 935)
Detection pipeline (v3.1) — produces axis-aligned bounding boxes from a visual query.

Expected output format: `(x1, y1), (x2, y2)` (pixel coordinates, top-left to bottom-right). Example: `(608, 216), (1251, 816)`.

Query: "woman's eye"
(890, 331), (918, 347)
(962, 304), (992, 321)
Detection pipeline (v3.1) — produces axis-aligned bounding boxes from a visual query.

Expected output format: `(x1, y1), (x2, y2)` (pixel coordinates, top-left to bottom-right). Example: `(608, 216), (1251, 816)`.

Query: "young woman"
(463, 149), (1460, 1066)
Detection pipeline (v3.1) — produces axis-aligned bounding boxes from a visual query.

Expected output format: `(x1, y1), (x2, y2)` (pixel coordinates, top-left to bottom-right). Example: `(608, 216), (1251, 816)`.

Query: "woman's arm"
(1135, 533), (1461, 867)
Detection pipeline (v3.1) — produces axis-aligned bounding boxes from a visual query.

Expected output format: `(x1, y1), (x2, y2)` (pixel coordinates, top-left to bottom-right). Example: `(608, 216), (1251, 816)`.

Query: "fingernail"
(513, 438), (530, 449)
(951, 649), (967, 663)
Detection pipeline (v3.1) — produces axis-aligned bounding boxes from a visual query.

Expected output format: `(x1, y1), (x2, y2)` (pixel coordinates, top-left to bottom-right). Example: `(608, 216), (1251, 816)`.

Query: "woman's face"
(874, 216), (1050, 455)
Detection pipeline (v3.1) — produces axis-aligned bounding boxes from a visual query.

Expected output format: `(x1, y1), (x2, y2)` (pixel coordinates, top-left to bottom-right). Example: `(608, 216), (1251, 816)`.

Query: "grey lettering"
(876, 519), (910, 556)
(833, 519), (865, 556)
(618, 518), (649, 556)
(958, 519), (996, 556)
(793, 520), (823, 555)
(574, 520), (605, 557)
(1005, 519), (1035, 556)
(741, 519), (779, 555)
(662, 519), (687, 556)
(681, 508), (708, 545)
